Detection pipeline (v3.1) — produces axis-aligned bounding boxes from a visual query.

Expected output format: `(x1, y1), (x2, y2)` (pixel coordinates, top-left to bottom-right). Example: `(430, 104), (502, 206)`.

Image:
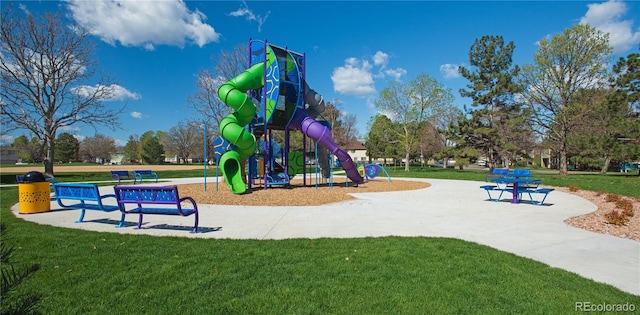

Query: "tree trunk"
(600, 156), (611, 174)
(404, 151), (410, 172)
(44, 136), (55, 177)
(559, 142), (568, 175)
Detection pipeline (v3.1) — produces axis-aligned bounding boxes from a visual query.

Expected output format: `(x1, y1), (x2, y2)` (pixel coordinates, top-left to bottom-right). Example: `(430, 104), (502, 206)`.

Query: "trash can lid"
(22, 171), (47, 183)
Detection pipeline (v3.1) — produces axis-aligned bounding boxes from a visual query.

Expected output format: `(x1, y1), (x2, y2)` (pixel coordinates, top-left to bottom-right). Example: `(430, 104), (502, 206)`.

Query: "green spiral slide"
(217, 63), (264, 194)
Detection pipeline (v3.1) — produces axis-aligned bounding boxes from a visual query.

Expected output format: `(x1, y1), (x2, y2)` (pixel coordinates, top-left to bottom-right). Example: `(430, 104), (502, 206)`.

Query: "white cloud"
(64, 0), (220, 50)
(228, 1), (270, 32)
(0, 135), (14, 145)
(110, 85), (142, 101)
(372, 51), (389, 67)
(114, 138), (127, 147)
(579, 0), (640, 54)
(385, 68), (408, 81)
(73, 134), (86, 142)
(378, 109), (399, 121)
(332, 51), (408, 96)
(130, 111), (147, 119)
(59, 126), (81, 132)
(18, 3), (30, 15)
(331, 58), (376, 97)
(73, 84), (140, 101)
(439, 64), (461, 79)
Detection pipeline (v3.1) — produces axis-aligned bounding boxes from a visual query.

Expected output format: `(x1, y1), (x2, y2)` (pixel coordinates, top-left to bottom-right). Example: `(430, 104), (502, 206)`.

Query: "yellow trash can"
(18, 171), (51, 214)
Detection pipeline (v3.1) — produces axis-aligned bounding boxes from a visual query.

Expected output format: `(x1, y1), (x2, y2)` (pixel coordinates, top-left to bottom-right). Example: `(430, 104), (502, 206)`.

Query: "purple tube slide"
(290, 110), (364, 183)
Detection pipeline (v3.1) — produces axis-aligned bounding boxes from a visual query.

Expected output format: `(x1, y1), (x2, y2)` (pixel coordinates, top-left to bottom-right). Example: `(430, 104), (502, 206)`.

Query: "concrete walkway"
(10, 177), (639, 296)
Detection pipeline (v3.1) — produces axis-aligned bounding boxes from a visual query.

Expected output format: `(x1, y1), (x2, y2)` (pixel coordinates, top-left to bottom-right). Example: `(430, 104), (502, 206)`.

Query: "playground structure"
(215, 39), (364, 194)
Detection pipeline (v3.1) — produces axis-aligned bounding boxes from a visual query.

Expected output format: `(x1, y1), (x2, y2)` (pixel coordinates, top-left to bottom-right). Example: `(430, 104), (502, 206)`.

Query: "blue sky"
(6, 0), (640, 146)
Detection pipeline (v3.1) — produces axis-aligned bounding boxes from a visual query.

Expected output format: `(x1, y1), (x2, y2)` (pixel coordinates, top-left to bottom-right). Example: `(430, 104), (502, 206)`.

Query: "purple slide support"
(290, 110), (364, 183)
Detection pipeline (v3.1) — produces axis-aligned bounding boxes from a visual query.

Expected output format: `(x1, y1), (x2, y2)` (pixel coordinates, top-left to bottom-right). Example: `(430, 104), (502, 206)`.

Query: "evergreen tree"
(140, 134), (165, 164)
(122, 135), (140, 164)
(458, 35), (525, 168)
(610, 51), (640, 169)
(54, 133), (79, 163)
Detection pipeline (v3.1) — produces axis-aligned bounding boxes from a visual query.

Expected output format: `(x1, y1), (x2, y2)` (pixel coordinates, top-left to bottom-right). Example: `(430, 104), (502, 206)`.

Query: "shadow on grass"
(86, 218), (138, 227)
(145, 223), (221, 233)
(94, 219), (221, 233)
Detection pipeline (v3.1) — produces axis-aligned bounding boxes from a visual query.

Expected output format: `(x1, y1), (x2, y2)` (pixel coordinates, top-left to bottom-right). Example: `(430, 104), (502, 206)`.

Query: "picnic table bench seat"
(114, 185), (199, 233)
(110, 170), (132, 184)
(480, 184), (554, 206)
(520, 187), (555, 206)
(134, 170), (158, 184)
(52, 183), (123, 223)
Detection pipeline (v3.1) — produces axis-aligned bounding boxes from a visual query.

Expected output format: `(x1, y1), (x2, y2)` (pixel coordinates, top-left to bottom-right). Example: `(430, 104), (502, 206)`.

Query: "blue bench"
(52, 183), (122, 223)
(520, 188), (555, 206)
(484, 168), (509, 182)
(113, 185), (199, 233)
(110, 170), (132, 184)
(480, 185), (511, 202)
(480, 185), (554, 206)
(134, 170), (158, 184)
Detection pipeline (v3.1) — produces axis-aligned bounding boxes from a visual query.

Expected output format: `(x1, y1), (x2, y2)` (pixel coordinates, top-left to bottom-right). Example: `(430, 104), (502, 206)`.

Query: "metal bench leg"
(116, 213), (126, 228)
(136, 214), (144, 229)
(486, 189), (505, 202)
(191, 213), (199, 234)
(527, 191), (550, 206)
(535, 192), (551, 206)
(484, 189), (498, 201)
(75, 201), (86, 223)
(76, 209), (86, 223)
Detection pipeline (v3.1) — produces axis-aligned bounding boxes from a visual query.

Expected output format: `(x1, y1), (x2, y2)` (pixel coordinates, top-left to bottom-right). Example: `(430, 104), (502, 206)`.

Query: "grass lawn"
(1, 168), (639, 313)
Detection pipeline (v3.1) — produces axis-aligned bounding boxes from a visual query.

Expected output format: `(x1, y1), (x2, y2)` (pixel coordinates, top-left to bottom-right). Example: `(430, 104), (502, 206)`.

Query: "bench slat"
(53, 183), (124, 223)
(125, 207), (197, 216)
(114, 185), (199, 233)
(60, 202), (119, 212)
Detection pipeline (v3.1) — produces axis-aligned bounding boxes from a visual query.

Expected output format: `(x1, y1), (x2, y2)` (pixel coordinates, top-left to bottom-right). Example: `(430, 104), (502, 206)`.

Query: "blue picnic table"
(492, 177), (542, 204)
(482, 169), (554, 205)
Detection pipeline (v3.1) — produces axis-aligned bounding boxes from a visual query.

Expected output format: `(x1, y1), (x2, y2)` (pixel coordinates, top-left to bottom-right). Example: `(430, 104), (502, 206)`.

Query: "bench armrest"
(179, 196), (197, 207)
(55, 197), (75, 209)
(178, 196), (198, 215)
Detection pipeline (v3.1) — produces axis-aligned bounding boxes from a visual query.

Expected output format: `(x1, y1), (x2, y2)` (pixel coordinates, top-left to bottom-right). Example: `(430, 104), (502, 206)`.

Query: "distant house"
(109, 153), (124, 165)
(333, 142), (367, 166)
(0, 147), (19, 165)
(332, 142), (397, 166)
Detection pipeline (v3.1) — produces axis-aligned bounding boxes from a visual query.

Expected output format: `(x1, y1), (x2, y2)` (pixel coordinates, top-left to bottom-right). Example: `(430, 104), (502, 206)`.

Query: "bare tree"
(80, 134), (116, 164)
(0, 6), (124, 176)
(166, 120), (202, 164)
(188, 43), (248, 137)
(320, 100), (358, 147)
